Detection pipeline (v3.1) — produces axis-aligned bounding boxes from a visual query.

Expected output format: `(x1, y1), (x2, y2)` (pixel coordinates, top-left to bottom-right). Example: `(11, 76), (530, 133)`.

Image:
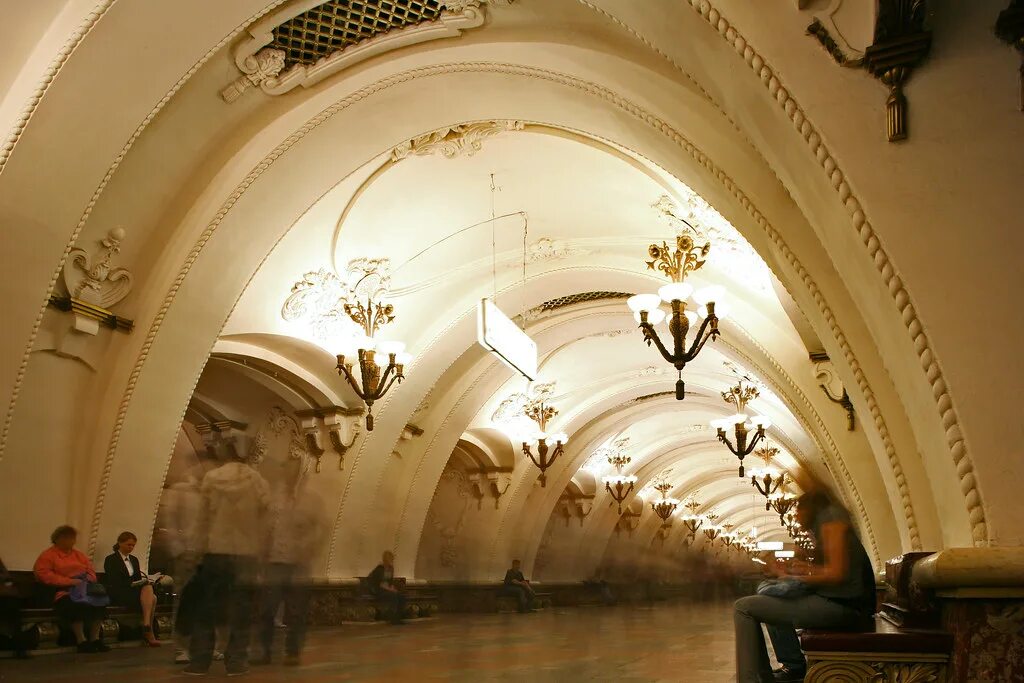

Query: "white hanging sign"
(477, 298), (537, 380)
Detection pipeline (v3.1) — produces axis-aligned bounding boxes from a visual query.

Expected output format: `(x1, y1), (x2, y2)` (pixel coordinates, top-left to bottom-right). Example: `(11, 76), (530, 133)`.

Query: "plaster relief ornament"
(220, 48), (286, 103)
(653, 194), (772, 294)
(526, 237), (584, 263)
(390, 120), (525, 161)
(281, 268), (352, 342)
(63, 228), (133, 310)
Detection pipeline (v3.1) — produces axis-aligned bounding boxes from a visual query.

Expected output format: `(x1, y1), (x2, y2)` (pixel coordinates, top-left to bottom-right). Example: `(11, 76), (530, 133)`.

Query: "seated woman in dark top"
(33, 525), (109, 653)
(103, 531), (160, 646)
(734, 485), (876, 683)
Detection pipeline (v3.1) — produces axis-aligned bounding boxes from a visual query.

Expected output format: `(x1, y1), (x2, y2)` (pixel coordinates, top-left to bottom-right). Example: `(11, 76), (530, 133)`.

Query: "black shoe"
(91, 641), (111, 653)
(226, 664), (249, 677)
(76, 642), (95, 654)
(182, 664), (209, 676)
(772, 666), (806, 682)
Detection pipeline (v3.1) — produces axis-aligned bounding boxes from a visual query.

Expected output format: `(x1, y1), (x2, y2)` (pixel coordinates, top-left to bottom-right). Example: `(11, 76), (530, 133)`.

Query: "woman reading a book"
(103, 531), (162, 646)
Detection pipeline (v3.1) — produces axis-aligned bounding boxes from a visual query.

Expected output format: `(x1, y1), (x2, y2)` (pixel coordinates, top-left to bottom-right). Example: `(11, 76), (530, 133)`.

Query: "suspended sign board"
(756, 541), (784, 551)
(477, 299), (537, 381)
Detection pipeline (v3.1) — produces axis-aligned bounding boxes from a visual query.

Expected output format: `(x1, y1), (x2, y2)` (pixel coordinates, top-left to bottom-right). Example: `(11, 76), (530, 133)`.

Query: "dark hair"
(113, 531), (137, 552)
(796, 490), (833, 521)
(50, 525), (77, 545)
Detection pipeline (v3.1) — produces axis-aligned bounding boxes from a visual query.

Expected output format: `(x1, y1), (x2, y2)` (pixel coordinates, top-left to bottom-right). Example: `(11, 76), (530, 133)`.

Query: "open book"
(130, 572), (164, 588)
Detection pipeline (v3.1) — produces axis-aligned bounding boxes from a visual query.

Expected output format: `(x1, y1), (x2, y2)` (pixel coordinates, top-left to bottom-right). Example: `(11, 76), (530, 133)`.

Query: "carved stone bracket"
(194, 420), (247, 461)
(615, 510), (640, 536)
(557, 494), (594, 527)
(54, 228), (134, 335)
(812, 352), (855, 431)
(996, 0), (1024, 110)
(295, 406), (362, 470)
(863, 0), (932, 142)
(222, 1), (509, 102)
(467, 468), (513, 510)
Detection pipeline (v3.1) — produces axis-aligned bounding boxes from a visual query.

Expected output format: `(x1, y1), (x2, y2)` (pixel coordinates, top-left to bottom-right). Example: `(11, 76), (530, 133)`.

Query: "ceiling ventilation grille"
(537, 291), (632, 313)
(270, 0), (445, 67)
(633, 391), (675, 403)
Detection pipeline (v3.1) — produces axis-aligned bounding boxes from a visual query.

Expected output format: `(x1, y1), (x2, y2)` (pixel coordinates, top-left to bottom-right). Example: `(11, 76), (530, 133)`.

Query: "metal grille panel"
(270, 0), (445, 67)
(537, 291), (632, 313)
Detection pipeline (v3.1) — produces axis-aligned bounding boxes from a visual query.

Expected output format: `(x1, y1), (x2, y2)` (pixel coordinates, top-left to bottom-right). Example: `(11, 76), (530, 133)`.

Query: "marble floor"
(0, 602), (744, 682)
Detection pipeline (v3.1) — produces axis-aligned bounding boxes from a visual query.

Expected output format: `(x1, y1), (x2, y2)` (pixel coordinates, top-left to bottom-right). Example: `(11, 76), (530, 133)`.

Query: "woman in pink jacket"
(33, 525), (109, 653)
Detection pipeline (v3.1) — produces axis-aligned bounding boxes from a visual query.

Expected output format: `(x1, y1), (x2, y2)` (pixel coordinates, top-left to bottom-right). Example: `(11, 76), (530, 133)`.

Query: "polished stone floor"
(0, 602), (746, 682)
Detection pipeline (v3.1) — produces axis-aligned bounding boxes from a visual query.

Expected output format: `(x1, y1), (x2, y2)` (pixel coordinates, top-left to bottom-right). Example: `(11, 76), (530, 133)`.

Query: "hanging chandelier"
(332, 260), (411, 431)
(680, 496), (704, 541)
(711, 377), (771, 476)
(649, 481), (680, 527)
(768, 491), (798, 522)
(701, 512), (722, 549)
(719, 523), (737, 551)
(626, 229), (726, 401)
(520, 394), (569, 488)
(749, 444), (787, 507)
(783, 511), (801, 538)
(599, 440), (637, 514)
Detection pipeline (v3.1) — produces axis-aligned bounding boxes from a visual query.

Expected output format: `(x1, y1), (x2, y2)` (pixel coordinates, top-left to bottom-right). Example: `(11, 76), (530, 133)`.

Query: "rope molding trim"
(0, 1), (290, 468)
(682, 0), (983, 545)
(86, 61), (926, 560)
(0, 1), (116, 175)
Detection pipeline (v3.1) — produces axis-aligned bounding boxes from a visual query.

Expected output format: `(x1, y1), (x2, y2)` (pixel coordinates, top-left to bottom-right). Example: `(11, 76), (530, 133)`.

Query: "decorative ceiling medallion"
(653, 193), (772, 294)
(391, 120), (525, 161)
(282, 258), (393, 343)
(223, 0), (512, 102)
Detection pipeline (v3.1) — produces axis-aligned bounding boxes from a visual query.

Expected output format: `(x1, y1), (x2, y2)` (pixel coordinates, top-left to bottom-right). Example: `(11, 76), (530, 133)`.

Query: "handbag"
(69, 575), (110, 607)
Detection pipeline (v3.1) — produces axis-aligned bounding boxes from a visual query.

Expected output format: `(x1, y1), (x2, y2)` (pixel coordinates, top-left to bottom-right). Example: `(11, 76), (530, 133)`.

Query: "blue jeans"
(734, 594), (863, 683)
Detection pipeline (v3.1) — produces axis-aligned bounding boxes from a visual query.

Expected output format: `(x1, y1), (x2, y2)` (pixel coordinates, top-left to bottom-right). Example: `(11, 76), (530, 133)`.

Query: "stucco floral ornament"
(62, 227), (133, 309)
(281, 268), (351, 341)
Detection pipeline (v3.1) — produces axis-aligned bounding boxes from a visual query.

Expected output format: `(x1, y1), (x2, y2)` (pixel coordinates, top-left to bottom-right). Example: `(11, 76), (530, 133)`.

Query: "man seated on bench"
(733, 482), (876, 683)
(502, 560), (536, 613)
(368, 552), (406, 625)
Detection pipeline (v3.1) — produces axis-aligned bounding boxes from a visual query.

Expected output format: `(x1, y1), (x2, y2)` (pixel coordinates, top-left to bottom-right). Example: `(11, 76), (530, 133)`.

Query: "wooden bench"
(798, 553), (952, 683)
(495, 586), (552, 612)
(353, 577), (439, 622)
(3, 571), (174, 652)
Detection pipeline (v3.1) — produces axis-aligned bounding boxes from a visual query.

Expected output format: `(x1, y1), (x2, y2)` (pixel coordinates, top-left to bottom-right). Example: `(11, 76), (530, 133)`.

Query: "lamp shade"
(694, 285), (724, 306)
(658, 282), (693, 303)
(750, 415), (773, 429)
(627, 293), (663, 313)
(376, 340), (406, 356)
(395, 352), (413, 366)
(636, 309), (666, 325)
(683, 309), (698, 326)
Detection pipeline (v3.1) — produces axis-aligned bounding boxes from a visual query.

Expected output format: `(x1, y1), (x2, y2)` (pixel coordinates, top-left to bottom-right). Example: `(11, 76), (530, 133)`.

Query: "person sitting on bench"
(103, 531), (168, 647)
(502, 560), (536, 613)
(368, 552), (406, 625)
(33, 525), (110, 653)
(733, 483), (876, 683)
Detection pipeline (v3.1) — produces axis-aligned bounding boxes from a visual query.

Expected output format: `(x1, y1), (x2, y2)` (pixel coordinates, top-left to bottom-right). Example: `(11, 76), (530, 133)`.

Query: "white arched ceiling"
(0, 0), (1014, 574)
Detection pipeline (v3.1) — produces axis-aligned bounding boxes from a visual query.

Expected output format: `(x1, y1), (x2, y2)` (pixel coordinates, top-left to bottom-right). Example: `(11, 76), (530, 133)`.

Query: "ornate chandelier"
(768, 491), (798, 522)
(680, 496), (704, 541)
(520, 394), (569, 488)
(749, 444), (787, 507)
(649, 480), (680, 527)
(626, 229), (726, 401)
(599, 440), (637, 514)
(332, 260), (411, 431)
(719, 523), (737, 550)
(711, 377), (771, 476)
(701, 512), (722, 549)
(783, 511), (801, 538)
